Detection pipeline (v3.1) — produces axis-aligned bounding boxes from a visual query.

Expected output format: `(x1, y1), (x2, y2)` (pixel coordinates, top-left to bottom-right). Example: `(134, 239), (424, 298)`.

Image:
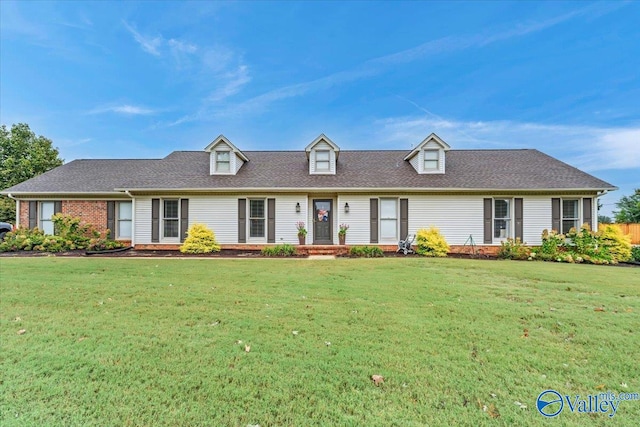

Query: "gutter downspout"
(125, 191), (135, 247)
(7, 193), (18, 229)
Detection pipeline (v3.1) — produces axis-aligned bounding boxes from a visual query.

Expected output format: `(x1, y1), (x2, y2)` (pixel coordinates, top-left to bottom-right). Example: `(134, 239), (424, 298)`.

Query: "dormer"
(204, 135), (249, 175)
(404, 133), (450, 174)
(305, 134), (340, 175)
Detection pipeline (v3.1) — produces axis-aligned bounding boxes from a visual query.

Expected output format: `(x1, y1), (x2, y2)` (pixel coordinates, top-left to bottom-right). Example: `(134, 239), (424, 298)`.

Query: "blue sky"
(1, 1), (638, 216)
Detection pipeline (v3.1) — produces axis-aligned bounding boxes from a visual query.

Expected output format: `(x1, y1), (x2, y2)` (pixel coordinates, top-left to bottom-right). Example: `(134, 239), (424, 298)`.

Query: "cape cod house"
(1, 133), (616, 253)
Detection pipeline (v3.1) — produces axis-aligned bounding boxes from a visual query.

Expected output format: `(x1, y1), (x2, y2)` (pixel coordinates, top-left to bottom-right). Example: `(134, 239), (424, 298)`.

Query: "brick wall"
(62, 200), (108, 234)
(18, 202), (29, 228)
(18, 200), (108, 234)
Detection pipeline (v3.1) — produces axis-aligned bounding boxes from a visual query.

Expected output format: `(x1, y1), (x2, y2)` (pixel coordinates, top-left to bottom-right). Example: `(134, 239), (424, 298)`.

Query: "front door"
(313, 199), (333, 244)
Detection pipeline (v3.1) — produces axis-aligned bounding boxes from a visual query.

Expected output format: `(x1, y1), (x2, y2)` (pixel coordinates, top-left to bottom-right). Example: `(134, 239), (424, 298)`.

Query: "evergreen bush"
(415, 227), (449, 257)
(179, 224), (221, 254)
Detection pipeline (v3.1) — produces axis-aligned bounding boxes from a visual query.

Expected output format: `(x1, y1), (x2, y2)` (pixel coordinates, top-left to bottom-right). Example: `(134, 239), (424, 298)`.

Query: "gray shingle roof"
(2, 149), (616, 194)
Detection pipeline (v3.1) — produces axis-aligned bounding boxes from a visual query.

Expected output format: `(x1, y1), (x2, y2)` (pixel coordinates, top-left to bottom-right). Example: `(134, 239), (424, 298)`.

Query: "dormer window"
(215, 151), (231, 173)
(423, 150), (439, 171)
(205, 135), (249, 176)
(404, 133), (450, 175)
(305, 134), (340, 175)
(315, 150), (330, 172)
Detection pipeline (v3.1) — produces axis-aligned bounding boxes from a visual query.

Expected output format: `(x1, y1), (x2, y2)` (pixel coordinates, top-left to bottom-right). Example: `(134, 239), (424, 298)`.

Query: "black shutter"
(238, 199), (246, 243)
(483, 198), (492, 244)
(400, 198), (409, 239)
(54, 201), (62, 214)
(551, 198), (561, 233)
(151, 199), (160, 243)
(180, 199), (189, 242)
(29, 201), (38, 229)
(267, 198), (276, 243)
(514, 198), (523, 241)
(583, 198), (592, 230)
(370, 198), (378, 243)
(107, 201), (116, 240)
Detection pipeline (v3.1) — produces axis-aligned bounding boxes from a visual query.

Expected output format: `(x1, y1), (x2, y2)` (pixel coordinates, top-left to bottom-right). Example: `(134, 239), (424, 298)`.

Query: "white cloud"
(122, 21), (162, 56)
(207, 65), (252, 102)
(88, 104), (157, 116)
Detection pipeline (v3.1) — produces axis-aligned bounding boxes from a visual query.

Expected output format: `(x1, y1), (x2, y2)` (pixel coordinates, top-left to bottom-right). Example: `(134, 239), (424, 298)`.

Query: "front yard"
(1, 258), (638, 426)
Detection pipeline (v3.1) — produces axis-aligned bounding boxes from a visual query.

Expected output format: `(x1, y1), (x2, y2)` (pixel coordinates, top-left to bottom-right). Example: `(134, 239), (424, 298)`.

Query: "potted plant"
(338, 223), (349, 245)
(296, 221), (307, 245)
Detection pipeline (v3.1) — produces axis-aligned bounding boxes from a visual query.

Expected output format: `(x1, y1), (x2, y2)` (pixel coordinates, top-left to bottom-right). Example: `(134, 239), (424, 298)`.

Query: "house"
(1, 133), (616, 253)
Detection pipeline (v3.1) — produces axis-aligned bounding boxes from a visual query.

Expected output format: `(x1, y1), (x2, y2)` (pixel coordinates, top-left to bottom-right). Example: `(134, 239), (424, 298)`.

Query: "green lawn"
(1, 258), (639, 426)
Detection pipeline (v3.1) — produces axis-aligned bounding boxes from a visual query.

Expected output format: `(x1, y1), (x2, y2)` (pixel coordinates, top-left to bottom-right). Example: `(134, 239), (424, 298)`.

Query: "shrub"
(539, 229), (565, 259)
(0, 218), (124, 253)
(599, 224), (632, 262)
(261, 244), (296, 257)
(631, 246), (640, 262)
(415, 227), (449, 257)
(349, 246), (384, 258)
(497, 238), (530, 260)
(52, 213), (99, 248)
(179, 224), (221, 254)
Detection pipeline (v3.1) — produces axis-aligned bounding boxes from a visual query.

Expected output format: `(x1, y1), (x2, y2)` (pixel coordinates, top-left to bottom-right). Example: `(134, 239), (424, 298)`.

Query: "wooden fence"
(600, 223), (640, 244)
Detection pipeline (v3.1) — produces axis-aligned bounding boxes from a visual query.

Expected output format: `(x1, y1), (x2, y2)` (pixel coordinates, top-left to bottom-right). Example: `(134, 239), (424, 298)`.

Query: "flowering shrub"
(415, 227), (449, 257)
(0, 214), (125, 253)
(180, 223), (220, 254)
(295, 221), (307, 237)
(535, 224), (631, 264)
(497, 238), (530, 260)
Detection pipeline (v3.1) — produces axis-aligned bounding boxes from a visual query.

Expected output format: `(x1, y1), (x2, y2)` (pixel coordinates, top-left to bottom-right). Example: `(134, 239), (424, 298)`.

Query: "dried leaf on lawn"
(371, 374), (384, 386)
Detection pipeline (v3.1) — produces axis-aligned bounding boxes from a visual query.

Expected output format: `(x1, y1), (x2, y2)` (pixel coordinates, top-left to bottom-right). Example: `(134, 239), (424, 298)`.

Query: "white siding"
(134, 198), (152, 244)
(235, 155), (245, 173)
(275, 194), (308, 244)
(522, 197), (551, 245)
(338, 195), (373, 244)
(409, 195), (483, 245)
(189, 196), (239, 243)
(409, 155), (420, 173)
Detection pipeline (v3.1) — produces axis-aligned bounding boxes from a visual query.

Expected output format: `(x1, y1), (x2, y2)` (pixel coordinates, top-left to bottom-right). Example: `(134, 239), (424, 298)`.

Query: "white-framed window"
(315, 150), (330, 172)
(249, 199), (265, 238)
(163, 199), (180, 239)
(562, 199), (579, 234)
(117, 201), (132, 239)
(380, 198), (398, 240)
(423, 150), (439, 171)
(40, 201), (55, 235)
(494, 199), (511, 239)
(215, 151), (231, 173)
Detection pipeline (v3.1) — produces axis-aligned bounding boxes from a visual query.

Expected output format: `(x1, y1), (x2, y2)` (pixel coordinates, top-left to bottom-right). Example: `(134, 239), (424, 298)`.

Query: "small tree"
(0, 123), (64, 223)
(613, 189), (640, 223)
(180, 223), (220, 254)
(415, 227), (450, 257)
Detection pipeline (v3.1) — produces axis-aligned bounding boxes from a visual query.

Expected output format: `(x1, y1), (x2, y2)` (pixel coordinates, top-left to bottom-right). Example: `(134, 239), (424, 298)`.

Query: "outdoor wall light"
(344, 202), (350, 213)
(296, 202), (301, 213)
